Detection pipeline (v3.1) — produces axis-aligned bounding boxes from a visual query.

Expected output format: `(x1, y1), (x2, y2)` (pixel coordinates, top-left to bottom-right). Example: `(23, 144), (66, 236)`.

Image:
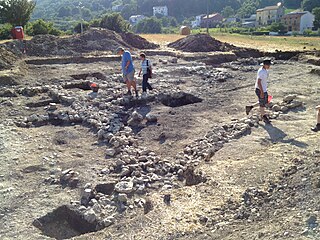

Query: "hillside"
(31, 0), (303, 23)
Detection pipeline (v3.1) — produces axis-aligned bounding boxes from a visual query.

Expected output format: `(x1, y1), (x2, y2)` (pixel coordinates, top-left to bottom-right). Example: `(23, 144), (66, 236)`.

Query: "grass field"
(141, 33), (320, 52)
(140, 34), (184, 46)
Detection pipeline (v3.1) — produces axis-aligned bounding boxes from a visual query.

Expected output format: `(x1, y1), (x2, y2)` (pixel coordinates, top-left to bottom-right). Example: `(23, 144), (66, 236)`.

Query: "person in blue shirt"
(116, 47), (138, 97)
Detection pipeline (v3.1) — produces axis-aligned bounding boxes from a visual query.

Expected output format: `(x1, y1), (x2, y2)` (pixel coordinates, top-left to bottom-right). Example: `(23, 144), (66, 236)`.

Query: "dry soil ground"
(0, 36), (320, 240)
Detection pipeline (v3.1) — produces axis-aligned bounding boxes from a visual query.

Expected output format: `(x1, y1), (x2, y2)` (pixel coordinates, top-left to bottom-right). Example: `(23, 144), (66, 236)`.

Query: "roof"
(153, 6), (168, 9)
(286, 11), (308, 16)
(257, 5), (282, 12)
(129, 15), (144, 18)
(282, 11), (310, 18)
(203, 13), (222, 19)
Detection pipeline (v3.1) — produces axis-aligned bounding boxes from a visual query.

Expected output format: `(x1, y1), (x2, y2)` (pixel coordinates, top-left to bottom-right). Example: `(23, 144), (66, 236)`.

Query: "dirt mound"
(168, 34), (237, 52)
(120, 32), (159, 49)
(0, 46), (19, 70)
(5, 29), (158, 57)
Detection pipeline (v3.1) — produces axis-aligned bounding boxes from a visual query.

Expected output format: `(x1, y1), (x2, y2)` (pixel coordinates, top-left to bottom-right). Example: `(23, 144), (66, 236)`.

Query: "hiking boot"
(311, 124), (320, 132)
(262, 115), (271, 124)
(135, 90), (139, 97)
(245, 106), (253, 115)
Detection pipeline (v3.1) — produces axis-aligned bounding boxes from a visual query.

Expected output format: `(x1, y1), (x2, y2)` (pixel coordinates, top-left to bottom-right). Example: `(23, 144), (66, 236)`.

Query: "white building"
(129, 15), (145, 25)
(191, 14), (205, 28)
(153, 6), (168, 17)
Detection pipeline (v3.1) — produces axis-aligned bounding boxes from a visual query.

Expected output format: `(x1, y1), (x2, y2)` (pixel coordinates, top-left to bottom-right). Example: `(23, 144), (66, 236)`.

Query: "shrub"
(90, 19), (101, 28)
(27, 19), (62, 36)
(100, 13), (130, 33)
(135, 17), (162, 34)
(74, 21), (90, 33)
(0, 23), (13, 40)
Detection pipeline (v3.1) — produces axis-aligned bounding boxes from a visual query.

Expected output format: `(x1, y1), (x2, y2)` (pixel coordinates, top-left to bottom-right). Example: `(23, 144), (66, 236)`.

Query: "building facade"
(153, 6), (168, 17)
(191, 14), (205, 28)
(242, 14), (257, 28)
(200, 13), (223, 28)
(282, 11), (315, 33)
(256, 4), (285, 26)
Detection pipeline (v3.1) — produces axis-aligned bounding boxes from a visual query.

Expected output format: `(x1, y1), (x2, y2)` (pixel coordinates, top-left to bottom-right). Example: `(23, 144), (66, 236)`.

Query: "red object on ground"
(90, 83), (97, 88)
(268, 95), (273, 103)
(11, 26), (24, 40)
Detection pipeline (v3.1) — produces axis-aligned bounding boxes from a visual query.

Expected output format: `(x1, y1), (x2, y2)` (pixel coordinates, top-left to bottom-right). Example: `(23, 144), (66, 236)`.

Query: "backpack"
(146, 60), (152, 78)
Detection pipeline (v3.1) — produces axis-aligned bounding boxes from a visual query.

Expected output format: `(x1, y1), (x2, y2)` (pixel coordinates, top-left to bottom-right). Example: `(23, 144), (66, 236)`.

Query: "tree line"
(1, 0), (320, 40)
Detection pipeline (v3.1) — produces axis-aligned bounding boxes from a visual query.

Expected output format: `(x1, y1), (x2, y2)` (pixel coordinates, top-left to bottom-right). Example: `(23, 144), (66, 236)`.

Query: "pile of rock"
(44, 168), (80, 188)
(178, 116), (257, 164)
(270, 94), (303, 113)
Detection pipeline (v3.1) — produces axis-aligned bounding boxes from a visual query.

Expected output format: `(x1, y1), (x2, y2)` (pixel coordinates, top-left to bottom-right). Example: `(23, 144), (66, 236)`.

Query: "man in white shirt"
(311, 106), (320, 132)
(246, 59), (273, 124)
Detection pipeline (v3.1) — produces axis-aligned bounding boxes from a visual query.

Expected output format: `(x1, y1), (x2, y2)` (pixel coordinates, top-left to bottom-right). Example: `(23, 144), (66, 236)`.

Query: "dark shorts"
(255, 88), (268, 107)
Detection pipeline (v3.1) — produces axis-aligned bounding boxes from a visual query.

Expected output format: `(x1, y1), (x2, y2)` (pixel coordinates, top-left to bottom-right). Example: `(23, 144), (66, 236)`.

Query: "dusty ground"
(1, 36), (320, 240)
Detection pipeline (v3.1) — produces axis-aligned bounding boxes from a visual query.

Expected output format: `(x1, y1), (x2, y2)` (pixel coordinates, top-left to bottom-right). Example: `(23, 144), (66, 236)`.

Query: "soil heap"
(168, 33), (237, 52)
(4, 29), (159, 57)
(0, 46), (19, 70)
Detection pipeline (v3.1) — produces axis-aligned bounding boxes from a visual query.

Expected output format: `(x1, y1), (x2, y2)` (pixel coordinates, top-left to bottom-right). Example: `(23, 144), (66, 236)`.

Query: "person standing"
(311, 106), (320, 132)
(116, 47), (138, 97)
(246, 59), (273, 124)
(138, 53), (153, 97)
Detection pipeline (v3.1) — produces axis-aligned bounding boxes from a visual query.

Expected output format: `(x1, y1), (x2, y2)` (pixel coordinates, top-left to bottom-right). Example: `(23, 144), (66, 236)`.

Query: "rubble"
(4, 29), (158, 57)
(168, 34), (236, 52)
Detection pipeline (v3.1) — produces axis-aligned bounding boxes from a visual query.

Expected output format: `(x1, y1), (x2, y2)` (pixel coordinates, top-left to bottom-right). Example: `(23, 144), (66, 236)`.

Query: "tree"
(58, 6), (71, 18)
(74, 21), (90, 33)
(0, 0), (36, 26)
(71, 7), (80, 15)
(121, 4), (138, 20)
(26, 19), (62, 36)
(135, 17), (162, 34)
(302, 0), (320, 12)
(313, 7), (320, 30)
(268, 22), (286, 32)
(236, 0), (259, 18)
(81, 8), (92, 20)
(222, 6), (235, 18)
(100, 13), (130, 33)
(160, 16), (178, 27)
(284, 0), (302, 8)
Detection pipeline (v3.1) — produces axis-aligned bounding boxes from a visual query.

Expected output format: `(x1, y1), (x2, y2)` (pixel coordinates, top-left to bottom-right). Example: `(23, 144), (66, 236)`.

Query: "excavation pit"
(159, 92), (203, 107)
(33, 205), (100, 240)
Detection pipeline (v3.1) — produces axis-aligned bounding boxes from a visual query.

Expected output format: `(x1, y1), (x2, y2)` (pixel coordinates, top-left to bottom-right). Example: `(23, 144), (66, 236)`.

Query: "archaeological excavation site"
(1, 29), (320, 240)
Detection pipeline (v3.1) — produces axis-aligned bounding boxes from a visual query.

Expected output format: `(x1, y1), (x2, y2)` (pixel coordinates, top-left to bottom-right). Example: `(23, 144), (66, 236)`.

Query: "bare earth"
(1, 34), (320, 240)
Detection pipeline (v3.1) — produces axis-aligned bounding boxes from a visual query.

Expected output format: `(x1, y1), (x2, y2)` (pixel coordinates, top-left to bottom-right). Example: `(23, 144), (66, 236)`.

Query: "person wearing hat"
(116, 47), (138, 97)
(311, 106), (320, 132)
(246, 59), (273, 124)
